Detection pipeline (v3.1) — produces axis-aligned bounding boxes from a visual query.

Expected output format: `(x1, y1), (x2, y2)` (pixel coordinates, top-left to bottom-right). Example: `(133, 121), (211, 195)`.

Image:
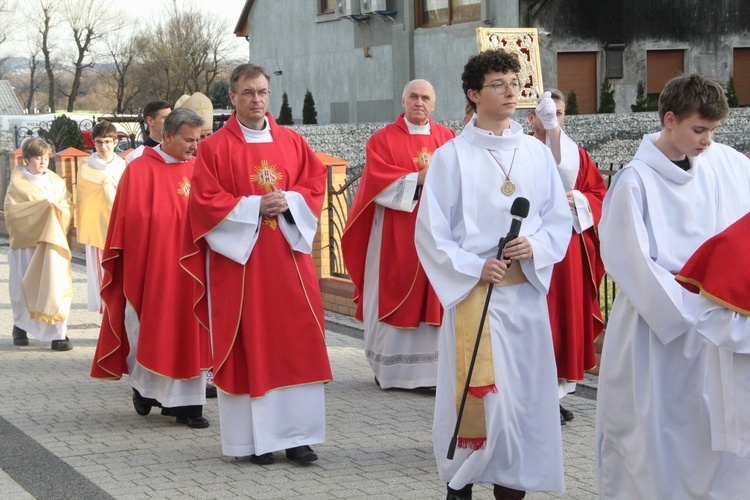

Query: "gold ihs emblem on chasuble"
(413, 147), (432, 170)
(252, 159), (284, 230)
(177, 177), (191, 198)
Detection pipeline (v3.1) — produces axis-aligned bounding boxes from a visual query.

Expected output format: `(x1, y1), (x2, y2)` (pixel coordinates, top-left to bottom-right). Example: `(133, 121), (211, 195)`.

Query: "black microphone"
(446, 196), (531, 461)
(505, 197), (530, 242)
(496, 197), (530, 262)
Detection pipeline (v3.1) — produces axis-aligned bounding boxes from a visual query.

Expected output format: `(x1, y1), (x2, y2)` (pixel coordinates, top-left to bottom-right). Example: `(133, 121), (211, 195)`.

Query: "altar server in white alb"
(416, 49), (571, 500)
(76, 120), (126, 313)
(6, 138), (74, 351)
(596, 73), (750, 499)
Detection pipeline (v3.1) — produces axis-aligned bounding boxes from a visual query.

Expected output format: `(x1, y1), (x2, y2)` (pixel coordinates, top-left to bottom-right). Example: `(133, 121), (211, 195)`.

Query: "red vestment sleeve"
(181, 113), (332, 397)
(92, 150), (208, 380)
(342, 116), (453, 327)
(577, 147), (607, 293)
(677, 212), (750, 315)
(548, 146), (608, 381)
(90, 166), (131, 379)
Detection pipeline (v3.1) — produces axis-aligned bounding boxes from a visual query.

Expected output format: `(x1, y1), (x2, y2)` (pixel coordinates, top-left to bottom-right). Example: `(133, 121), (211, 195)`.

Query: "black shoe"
(132, 389), (152, 416)
(249, 452), (273, 465)
(285, 445), (318, 464)
(560, 413), (566, 426)
(206, 386), (217, 398)
(446, 483), (473, 500)
(12, 326), (28, 346)
(175, 415), (210, 428)
(560, 405), (574, 421)
(50, 337), (72, 351)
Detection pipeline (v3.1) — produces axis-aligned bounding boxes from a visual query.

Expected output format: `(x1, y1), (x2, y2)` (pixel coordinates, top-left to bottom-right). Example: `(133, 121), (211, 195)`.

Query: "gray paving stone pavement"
(0, 242), (599, 499)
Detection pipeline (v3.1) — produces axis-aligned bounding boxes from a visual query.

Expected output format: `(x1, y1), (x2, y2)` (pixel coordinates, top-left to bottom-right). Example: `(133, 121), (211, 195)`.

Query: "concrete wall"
(287, 107), (750, 171)
(243, 0), (750, 125)
(246, 0), (521, 124)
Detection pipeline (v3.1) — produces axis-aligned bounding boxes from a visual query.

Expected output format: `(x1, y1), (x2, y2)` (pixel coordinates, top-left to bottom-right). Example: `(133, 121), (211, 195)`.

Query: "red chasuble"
(677, 212), (750, 315)
(547, 147), (607, 381)
(91, 147), (209, 380)
(342, 115), (453, 327)
(181, 113), (332, 397)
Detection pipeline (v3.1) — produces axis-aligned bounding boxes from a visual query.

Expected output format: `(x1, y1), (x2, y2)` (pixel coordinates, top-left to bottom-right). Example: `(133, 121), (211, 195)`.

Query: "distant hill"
(1, 57), (30, 72)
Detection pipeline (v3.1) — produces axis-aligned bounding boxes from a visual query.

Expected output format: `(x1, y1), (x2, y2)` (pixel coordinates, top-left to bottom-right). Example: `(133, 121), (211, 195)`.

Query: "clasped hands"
(480, 237), (533, 285)
(260, 189), (288, 217)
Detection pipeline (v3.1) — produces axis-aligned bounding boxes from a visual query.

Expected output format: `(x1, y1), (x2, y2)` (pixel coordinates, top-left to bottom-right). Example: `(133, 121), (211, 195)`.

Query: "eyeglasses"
(481, 81), (521, 94)
(237, 89), (270, 99)
(94, 139), (115, 146)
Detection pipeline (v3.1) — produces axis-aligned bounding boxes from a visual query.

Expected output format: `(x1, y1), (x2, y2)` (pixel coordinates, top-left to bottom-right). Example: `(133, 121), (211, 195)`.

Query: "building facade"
(234, 0), (750, 124)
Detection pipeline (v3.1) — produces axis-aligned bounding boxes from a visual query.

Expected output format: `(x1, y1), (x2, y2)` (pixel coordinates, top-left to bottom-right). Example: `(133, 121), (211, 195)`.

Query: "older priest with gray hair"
(91, 108), (210, 429)
(343, 79), (454, 390)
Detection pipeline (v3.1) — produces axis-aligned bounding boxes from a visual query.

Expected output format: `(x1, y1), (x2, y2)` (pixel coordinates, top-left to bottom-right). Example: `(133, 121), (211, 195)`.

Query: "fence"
(12, 113), (234, 152)
(326, 162), (624, 323)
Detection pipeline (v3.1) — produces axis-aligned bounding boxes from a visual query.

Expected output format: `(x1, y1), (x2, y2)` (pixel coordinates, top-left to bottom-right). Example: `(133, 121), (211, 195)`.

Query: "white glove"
(535, 91), (559, 130)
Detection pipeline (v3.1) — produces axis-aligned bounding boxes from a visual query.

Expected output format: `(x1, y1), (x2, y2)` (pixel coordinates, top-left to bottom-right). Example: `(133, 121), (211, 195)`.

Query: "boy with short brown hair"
(596, 73), (750, 498)
(5, 138), (73, 350)
(76, 120), (127, 313)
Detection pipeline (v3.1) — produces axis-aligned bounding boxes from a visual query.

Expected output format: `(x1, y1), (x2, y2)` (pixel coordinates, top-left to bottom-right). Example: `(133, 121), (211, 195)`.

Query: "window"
(319, 0), (335, 14)
(646, 49), (684, 108)
(733, 47), (750, 106)
(557, 52), (598, 114)
(416, 0), (481, 28)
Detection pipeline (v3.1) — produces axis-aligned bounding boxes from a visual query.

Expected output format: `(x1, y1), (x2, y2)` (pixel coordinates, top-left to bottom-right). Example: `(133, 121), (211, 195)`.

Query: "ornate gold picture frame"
(476, 27), (544, 108)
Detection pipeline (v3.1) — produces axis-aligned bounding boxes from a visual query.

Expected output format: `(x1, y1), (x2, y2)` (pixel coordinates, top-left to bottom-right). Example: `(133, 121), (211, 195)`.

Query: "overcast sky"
(2, 0), (249, 60)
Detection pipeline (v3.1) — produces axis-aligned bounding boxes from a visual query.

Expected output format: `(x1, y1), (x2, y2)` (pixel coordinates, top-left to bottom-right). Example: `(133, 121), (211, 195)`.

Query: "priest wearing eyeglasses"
(181, 63), (332, 466)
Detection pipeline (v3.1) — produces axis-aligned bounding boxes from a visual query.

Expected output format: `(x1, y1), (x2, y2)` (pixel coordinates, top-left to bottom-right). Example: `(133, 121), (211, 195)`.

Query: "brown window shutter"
(557, 52), (598, 114)
(733, 48), (750, 106)
(647, 50), (685, 95)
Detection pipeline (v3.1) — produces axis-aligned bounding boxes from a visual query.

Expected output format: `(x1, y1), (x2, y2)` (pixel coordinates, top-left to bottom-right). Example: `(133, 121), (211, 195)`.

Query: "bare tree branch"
(22, 0), (60, 112)
(62, 0), (118, 111)
(131, 3), (235, 102)
(104, 30), (142, 113)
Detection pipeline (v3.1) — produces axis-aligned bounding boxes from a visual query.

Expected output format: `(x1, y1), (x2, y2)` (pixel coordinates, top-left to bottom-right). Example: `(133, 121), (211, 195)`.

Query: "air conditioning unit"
(360, 0), (387, 14)
(336, 0), (361, 17)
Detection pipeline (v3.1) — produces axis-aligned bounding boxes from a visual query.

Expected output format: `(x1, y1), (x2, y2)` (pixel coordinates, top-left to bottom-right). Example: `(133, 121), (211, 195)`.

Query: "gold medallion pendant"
(489, 149), (518, 197)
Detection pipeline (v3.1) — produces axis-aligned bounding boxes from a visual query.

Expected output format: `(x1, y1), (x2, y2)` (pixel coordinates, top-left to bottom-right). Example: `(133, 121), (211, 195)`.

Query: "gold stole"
(76, 158), (123, 249)
(4, 168), (73, 323)
(453, 262), (527, 449)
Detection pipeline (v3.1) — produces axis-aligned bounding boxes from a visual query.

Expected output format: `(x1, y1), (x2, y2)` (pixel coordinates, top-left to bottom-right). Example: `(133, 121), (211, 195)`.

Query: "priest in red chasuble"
(529, 89), (607, 424)
(342, 79), (454, 390)
(677, 212), (750, 458)
(181, 64), (331, 466)
(91, 108), (211, 429)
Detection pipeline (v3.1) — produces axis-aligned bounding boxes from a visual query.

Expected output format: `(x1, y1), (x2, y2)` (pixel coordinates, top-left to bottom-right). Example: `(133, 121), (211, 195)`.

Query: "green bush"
(210, 81), (233, 109)
(598, 78), (616, 113)
(302, 89), (318, 125)
(38, 114), (86, 151)
(566, 90), (579, 115)
(726, 77), (740, 108)
(277, 91), (294, 125)
(631, 81), (651, 112)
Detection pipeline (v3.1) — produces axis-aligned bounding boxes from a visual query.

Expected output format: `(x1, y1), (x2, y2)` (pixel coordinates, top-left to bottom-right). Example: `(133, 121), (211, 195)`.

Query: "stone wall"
(0, 129), (13, 152)
(289, 107), (750, 174)
(3, 107), (749, 173)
